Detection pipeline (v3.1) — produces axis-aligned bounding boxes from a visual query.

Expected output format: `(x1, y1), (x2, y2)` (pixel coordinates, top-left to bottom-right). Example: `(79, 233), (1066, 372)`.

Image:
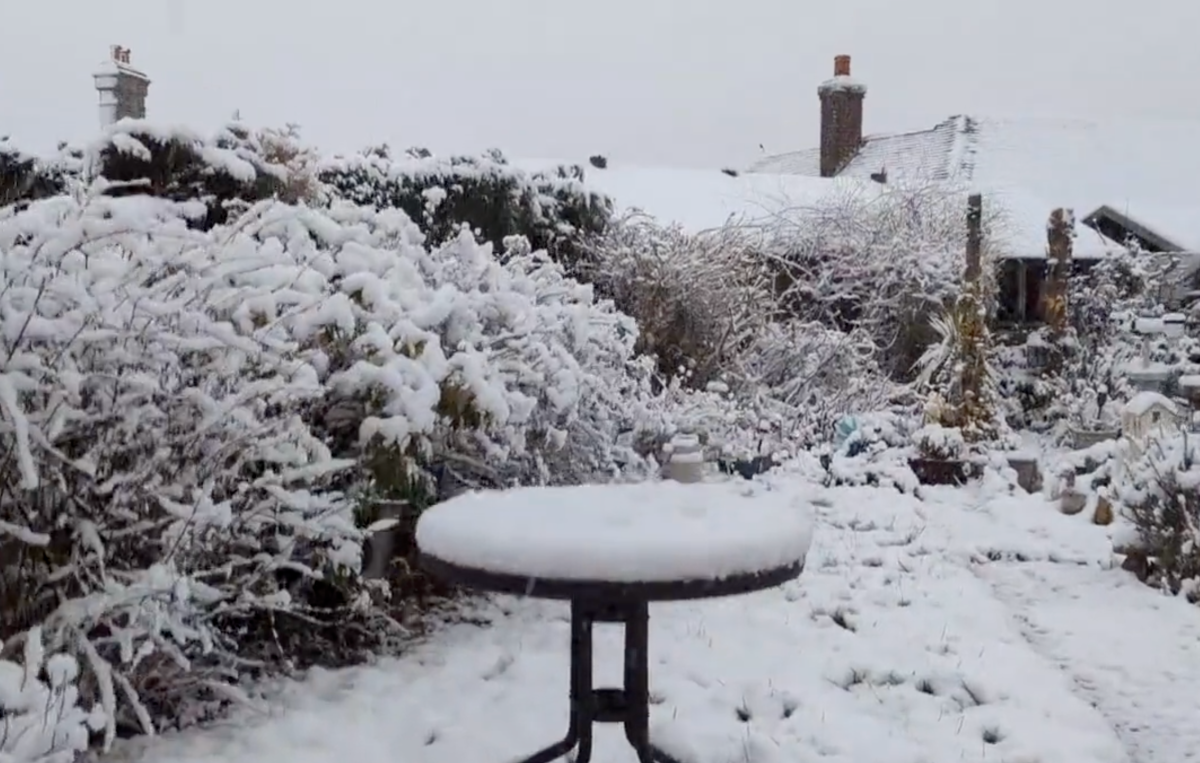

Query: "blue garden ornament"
(834, 415), (860, 452)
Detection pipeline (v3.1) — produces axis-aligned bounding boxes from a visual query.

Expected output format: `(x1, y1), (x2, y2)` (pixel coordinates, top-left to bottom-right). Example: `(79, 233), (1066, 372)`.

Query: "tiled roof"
(748, 113), (1200, 256)
(747, 116), (976, 181)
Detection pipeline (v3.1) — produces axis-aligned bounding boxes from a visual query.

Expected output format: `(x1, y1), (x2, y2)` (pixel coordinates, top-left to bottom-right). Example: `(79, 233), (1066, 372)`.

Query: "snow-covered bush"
(319, 146), (610, 271)
(4, 122), (318, 229)
(0, 140), (77, 210)
(0, 182), (657, 741)
(824, 411), (921, 493)
(578, 212), (772, 387)
(0, 192), (365, 737)
(578, 213), (895, 452)
(758, 183), (1010, 379)
(86, 121), (308, 230)
(732, 320), (889, 413)
(0, 628), (104, 763)
(1114, 433), (1200, 600)
(1000, 244), (1185, 436)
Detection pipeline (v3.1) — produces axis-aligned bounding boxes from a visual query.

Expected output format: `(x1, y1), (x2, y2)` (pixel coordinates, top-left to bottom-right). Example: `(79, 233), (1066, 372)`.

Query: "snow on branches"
(579, 211), (774, 388)
(1114, 432), (1200, 600)
(753, 182), (1008, 379)
(580, 211), (898, 456)
(0, 627), (104, 763)
(0, 183), (653, 742)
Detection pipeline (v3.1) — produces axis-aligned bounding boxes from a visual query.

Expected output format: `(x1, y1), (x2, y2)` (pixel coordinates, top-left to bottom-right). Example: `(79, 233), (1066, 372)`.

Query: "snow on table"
(415, 480), (813, 583)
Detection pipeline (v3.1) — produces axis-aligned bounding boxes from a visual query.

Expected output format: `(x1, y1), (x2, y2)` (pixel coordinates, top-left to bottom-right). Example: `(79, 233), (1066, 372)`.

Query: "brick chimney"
(817, 54), (867, 177)
(93, 45), (151, 128)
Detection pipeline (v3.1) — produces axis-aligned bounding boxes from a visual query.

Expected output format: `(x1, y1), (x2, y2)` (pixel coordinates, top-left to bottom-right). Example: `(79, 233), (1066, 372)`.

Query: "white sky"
(4, 0), (1200, 168)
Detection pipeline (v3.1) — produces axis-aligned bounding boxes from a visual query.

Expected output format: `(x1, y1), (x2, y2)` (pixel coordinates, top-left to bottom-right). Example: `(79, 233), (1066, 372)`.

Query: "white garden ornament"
(1120, 391), (1183, 456)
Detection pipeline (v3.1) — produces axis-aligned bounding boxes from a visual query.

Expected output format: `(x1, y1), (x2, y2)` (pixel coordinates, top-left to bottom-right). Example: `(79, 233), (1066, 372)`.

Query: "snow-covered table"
(416, 480), (813, 763)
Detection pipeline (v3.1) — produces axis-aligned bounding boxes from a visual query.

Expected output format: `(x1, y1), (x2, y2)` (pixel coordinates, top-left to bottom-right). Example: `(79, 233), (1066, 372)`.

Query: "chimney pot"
(834, 55), (851, 77)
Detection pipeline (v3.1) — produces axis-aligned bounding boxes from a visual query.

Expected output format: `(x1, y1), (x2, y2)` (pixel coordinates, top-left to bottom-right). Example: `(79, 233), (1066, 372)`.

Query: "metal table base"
(514, 599), (681, 763)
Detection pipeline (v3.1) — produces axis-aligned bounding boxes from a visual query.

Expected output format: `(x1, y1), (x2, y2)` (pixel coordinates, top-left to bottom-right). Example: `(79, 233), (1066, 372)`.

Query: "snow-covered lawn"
(107, 474), (1200, 763)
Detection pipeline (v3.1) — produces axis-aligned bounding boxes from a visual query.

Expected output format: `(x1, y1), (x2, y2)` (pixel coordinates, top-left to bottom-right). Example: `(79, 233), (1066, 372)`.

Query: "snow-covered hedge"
(0, 140), (76, 210)
(0, 182), (658, 743)
(319, 145), (611, 271)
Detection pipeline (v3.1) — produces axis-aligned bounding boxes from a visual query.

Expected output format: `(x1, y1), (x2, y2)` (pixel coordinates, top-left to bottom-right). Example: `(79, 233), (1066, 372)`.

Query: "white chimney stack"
(93, 45), (151, 128)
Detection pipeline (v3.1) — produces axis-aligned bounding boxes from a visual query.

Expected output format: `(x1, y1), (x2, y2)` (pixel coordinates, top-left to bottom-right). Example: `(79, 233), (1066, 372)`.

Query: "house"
(1120, 391), (1182, 442)
(748, 55), (1200, 323)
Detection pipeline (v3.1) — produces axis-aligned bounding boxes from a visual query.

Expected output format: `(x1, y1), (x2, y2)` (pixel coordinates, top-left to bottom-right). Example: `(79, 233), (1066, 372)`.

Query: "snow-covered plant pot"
(1004, 452), (1043, 493)
(1069, 425), (1120, 450)
(1179, 374), (1200, 406)
(912, 424), (966, 461)
(664, 432), (706, 483)
(1066, 386), (1122, 450)
(908, 457), (981, 486)
(909, 424), (979, 485)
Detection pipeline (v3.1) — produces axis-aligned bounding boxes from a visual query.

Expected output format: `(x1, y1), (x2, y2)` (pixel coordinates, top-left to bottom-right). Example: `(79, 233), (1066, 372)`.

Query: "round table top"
(415, 480), (813, 601)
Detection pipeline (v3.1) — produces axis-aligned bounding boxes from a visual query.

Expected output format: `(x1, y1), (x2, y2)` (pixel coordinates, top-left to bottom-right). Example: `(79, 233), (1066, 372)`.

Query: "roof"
(1124, 391), (1177, 416)
(748, 115), (974, 181)
(750, 115), (1200, 257)
(512, 158), (883, 233)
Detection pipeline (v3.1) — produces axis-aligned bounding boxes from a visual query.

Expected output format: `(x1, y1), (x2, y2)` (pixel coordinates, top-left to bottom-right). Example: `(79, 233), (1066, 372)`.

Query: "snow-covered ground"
(106, 472), (1200, 763)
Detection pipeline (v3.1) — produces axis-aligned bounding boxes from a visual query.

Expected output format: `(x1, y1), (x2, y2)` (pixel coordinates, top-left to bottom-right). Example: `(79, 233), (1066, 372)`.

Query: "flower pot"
(1006, 454), (1042, 493)
(1069, 426), (1118, 450)
(909, 458), (981, 486)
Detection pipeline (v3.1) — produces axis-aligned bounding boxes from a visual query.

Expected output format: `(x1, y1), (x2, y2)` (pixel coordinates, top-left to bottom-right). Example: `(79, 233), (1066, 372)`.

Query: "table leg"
(508, 602), (593, 763)
(620, 602), (684, 763)
(507, 599), (683, 763)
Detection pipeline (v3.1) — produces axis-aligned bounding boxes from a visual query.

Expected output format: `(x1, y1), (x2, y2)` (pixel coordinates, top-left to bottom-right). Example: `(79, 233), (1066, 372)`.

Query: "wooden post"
(1045, 207), (1074, 338)
(965, 193), (983, 284)
(1016, 261), (1028, 322)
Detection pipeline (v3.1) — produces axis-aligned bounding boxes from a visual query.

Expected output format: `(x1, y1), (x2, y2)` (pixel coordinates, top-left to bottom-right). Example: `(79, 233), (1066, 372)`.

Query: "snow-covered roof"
(748, 115), (1200, 258)
(1124, 391), (1177, 416)
(748, 115), (970, 181)
(513, 159), (883, 233)
(968, 117), (1200, 253)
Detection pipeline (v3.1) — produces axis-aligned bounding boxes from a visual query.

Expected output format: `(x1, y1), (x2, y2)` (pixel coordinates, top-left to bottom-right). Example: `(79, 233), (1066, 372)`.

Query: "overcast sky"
(4, 0), (1199, 168)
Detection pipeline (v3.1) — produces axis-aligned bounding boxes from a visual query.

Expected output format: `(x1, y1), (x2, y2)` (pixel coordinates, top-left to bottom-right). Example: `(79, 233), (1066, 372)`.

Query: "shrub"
(758, 183), (1010, 380)
(87, 121), (299, 230)
(1116, 433), (1200, 600)
(578, 212), (773, 387)
(824, 410), (921, 493)
(579, 213), (896, 450)
(0, 183), (656, 743)
(0, 140), (77, 210)
(318, 146), (611, 272)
